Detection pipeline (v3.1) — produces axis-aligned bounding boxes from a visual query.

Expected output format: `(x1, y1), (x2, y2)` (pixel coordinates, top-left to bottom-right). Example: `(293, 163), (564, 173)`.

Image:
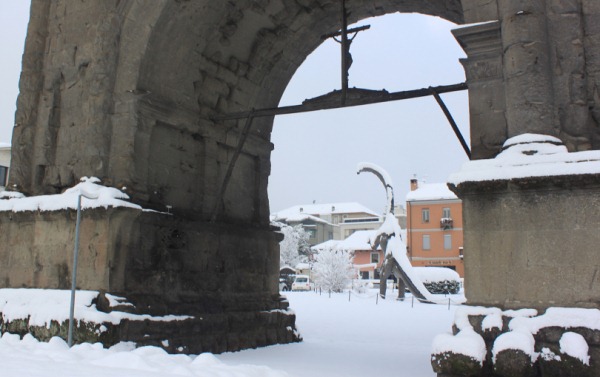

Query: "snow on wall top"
(405, 183), (457, 202)
(448, 133), (600, 185)
(0, 142), (10, 149)
(0, 288), (191, 327)
(273, 202), (379, 219)
(0, 177), (142, 212)
(433, 304), (600, 366)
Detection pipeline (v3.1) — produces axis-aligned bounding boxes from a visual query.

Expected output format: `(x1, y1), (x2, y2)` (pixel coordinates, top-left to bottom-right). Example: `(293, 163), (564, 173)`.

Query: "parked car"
(291, 275), (311, 291)
(279, 278), (290, 291)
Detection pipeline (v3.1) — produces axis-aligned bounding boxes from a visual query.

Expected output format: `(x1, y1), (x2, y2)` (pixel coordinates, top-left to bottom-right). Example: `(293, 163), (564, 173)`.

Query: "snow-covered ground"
(0, 290), (460, 377)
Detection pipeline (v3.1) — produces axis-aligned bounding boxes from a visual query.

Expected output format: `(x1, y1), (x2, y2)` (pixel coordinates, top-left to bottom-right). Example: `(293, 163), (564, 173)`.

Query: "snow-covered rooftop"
(311, 239), (340, 251)
(339, 230), (380, 251)
(406, 183), (457, 202)
(271, 212), (333, 226)
(312, 230), (380, 252)
(448, 133), (600, 185)
(273, 202), (379, 219)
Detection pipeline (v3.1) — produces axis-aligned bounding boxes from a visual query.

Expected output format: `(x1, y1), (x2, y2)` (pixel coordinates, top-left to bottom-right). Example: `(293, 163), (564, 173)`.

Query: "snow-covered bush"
(312, 248), (354, 292)
(273, 222), (310, 268)
(414, 267), (461, 294)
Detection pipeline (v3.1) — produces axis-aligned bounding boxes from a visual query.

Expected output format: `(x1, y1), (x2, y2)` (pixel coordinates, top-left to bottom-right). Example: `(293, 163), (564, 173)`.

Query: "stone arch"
(11, 0), (600, 354)
(105, 0), (465, 222)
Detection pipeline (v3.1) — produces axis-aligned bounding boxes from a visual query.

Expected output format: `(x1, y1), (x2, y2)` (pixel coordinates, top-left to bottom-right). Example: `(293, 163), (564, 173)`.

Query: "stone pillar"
(453, 21), (506, 159)
(498, 0), (558, 138)
(448, 136), (600, 310)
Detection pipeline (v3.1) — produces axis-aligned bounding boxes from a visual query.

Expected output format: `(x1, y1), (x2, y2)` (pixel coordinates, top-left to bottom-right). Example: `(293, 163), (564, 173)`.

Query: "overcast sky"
(0, 1), (30, 144)
(0, 4), (469, 216)
(270, 13), (469, 214)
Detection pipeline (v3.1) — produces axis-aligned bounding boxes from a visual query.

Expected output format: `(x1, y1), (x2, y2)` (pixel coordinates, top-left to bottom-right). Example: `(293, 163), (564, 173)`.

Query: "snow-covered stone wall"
(449, 135), (600, 309)
(431, 306), (600, 377)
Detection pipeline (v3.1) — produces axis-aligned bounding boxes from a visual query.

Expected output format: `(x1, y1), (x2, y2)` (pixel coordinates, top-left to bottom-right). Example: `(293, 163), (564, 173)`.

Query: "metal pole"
(68, 194), (83, 347)
(430, 88), (472, 159)
(340, 0), (348, 105)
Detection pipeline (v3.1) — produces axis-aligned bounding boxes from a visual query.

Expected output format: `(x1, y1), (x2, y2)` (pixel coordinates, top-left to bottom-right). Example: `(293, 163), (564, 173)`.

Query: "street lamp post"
(68, 190), (98, 347)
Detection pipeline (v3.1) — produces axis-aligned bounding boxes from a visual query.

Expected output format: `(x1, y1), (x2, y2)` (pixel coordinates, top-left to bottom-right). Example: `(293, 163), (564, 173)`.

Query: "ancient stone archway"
(4, 0), (600, 353)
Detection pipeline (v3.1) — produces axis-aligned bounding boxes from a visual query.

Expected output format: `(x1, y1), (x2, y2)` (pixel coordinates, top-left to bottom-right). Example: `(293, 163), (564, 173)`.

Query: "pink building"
(313, 230), (384, 280)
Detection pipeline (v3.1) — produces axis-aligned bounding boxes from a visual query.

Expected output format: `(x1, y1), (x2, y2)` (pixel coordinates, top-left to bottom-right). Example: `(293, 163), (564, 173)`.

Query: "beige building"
(273, 202), (407, 245)
(0, 143), (10, 190)
(272, 202), (382, 244)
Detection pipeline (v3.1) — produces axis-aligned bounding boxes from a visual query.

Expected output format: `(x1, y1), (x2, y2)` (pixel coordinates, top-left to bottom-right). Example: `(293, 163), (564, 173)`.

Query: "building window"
(444, 234), (452, 250)
(307, 229), (316, 239)
(442, 207), (451, 219)
(422, 208), (430, 223)
(371, 252), (380, 264)
(0, 165), (7, 187)
(328, 232), (333, 240)
(422, 235), (430, 250)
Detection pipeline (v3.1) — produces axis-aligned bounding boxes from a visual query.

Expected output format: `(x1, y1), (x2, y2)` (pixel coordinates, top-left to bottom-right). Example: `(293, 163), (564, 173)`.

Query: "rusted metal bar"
(340, 0), (349, 106)
(430, 88), (472, 160)
(211, 82), (468, 121)
(320, 25), (371, 40)
(210, 113), (255, 222)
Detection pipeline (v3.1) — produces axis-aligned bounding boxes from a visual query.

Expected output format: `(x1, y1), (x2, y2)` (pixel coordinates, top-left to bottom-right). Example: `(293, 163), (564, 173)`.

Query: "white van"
(291, 275), (311, 291)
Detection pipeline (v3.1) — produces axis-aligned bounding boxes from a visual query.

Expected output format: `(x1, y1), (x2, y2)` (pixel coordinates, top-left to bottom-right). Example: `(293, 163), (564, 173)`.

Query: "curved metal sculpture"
(357, 163), (433, 303)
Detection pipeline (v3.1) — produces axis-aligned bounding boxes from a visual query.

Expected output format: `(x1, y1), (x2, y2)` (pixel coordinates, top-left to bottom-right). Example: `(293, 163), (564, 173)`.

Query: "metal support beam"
(430, 88), (471, 160)
(321, 25), (371, 40)
(210, 113), (255, 222)
(212, 82), (468, 121)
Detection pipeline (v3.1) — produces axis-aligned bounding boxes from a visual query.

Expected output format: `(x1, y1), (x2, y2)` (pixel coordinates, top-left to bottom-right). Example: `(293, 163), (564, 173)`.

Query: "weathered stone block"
(538, 349), (593, 377)
(494, 349), (537, 377)
(431, 351), (484, 376)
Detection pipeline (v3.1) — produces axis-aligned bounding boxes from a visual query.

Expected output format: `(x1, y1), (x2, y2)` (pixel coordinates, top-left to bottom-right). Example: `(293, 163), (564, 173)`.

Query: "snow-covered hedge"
(414, 267), (461, 294)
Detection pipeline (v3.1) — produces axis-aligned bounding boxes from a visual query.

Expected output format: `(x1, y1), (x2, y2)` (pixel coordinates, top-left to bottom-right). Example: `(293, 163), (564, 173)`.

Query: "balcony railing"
(440, 217), (453, 230)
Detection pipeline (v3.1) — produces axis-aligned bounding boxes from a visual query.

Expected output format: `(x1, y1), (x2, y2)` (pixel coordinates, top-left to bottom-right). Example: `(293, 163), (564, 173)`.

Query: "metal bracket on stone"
(210, 112), (255, 223)
(430, 87), (472, 160)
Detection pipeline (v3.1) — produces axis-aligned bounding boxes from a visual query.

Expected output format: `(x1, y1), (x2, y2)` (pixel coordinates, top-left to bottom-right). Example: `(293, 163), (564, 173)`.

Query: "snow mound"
(432, 328), (487, 365)
(413, 267), (460, 284)
(492, 330), (537, 363)
(0, 334), (288, 377)
(560, 332), (590, 365)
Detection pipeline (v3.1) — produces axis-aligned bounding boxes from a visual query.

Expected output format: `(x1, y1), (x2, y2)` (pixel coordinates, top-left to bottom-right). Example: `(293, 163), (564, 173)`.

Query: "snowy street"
(0, 290), (460, 377)
(221, 291), (457, 377)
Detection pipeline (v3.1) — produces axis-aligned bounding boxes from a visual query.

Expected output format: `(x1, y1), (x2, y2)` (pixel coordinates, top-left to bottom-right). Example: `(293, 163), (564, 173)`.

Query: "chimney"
(410, 178), (418, 191)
